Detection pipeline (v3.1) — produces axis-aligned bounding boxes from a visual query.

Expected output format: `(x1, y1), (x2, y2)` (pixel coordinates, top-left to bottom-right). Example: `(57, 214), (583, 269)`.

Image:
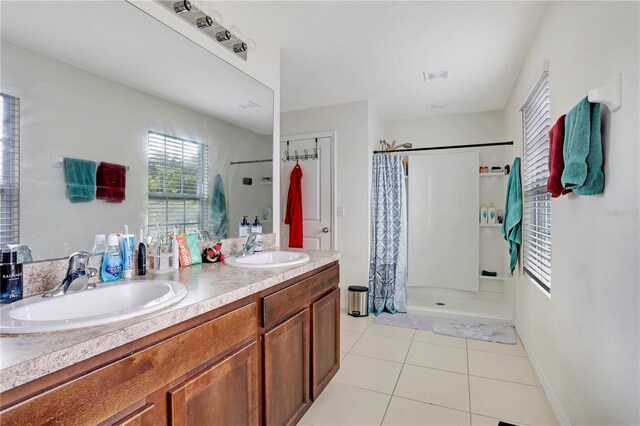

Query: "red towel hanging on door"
(285, 163), (303, 248)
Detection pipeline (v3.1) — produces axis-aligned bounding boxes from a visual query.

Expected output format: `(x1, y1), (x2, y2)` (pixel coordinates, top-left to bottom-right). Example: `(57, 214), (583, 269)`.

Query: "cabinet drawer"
(262, 265), (339, 329)
(0, 303), (257, 426)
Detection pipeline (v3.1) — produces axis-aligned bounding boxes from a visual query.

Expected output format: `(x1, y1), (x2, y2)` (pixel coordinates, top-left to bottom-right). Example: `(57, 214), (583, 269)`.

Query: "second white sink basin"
(225, 251), (310, 269)
(0, 280), (188, 334)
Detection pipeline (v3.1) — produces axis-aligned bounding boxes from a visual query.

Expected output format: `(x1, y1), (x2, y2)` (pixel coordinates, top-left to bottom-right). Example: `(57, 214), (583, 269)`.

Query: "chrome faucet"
(236, 233), (257, 257)
(43, 251), (98, 297)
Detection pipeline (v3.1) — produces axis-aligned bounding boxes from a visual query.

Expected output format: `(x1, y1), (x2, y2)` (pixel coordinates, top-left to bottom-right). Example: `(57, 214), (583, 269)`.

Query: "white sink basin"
(225, 251), (310, 269)
(0, 280), (187, 334)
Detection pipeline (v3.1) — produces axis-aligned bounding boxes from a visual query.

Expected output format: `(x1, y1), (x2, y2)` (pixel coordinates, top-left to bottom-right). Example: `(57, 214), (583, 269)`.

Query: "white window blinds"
(1, 93), (20, 246)
(148, 132), (208, 239)
(521, 72), (552, 292)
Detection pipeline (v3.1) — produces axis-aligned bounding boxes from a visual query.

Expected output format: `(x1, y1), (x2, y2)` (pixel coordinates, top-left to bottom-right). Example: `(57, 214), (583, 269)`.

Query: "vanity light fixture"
(196, 15), (213, 28)
(159, 0), (254, 60)
(173, 0), (191, 14)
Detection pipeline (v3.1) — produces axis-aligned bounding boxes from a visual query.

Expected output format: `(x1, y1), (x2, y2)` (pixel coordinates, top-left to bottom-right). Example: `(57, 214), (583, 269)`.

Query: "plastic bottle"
(252, 217), (263, 253)
(239, 216), (250, 237)
(172, 225), (180, 269)
(137, 226), (147, 276)
(480, 206), (488, 224)
(122, 225), (135, 278)
(488, 203), (496, 224)
(0, 249), (22, 304)
(101, 234), (124, 282)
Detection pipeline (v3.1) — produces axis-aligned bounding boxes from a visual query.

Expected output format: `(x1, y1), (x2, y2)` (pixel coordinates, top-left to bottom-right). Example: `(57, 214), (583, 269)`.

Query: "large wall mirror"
(1, 1), (274, 262)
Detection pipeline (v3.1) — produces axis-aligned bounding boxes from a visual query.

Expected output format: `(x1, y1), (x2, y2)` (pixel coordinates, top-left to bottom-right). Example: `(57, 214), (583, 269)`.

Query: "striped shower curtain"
(368, 154), (407, 314)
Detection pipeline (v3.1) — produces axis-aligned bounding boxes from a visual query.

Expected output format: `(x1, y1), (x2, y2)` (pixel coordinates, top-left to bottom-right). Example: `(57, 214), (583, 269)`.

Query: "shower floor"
(407, 287), (514, 322)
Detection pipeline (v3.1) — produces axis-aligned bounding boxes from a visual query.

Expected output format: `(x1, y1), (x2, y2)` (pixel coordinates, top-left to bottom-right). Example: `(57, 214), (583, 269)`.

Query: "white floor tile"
(300, 382), (390, 425)
(406, 341), (468, 374)
(350, 333), (412, 362)
(333, 353), (403, 394)
(365, 323), (416, 341)
(341, 311), (374, 333)
(468, 350), (539, 386)
(382, 396), (471, 426)
(340, 329), (362, 352)
(413, 329), (467, 348)
(469, 376), (557, 426)
(394, 364), (470, 412)
(466, 336), (526, 357)
(471, 414), (518, 426)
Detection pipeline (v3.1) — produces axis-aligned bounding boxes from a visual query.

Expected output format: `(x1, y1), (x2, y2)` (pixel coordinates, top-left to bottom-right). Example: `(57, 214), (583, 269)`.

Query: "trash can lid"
(348, 286), (369, 292)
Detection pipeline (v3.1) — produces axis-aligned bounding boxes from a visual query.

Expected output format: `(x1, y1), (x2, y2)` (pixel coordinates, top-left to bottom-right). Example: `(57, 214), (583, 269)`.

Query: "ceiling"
(216, 1), (548, 119)
(1, 1), (274, 135)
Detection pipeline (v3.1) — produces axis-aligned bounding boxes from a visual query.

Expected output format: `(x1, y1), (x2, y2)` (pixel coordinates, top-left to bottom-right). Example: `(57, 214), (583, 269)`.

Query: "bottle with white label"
(488, 203), (496, 224)
(480, 205), (488, 223)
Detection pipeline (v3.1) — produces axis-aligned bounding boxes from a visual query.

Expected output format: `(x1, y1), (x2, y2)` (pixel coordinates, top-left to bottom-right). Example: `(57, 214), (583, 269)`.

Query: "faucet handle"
(67, 251), (92, 273)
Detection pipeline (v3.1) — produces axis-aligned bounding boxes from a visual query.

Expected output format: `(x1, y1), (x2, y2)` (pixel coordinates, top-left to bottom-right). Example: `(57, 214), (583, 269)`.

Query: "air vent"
(238, 101), (262, 110)
(423, 70), (449, 82)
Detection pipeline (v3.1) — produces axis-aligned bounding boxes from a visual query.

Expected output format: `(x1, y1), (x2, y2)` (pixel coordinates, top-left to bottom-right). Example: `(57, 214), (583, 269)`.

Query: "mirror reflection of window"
(0, 93), (20, 246)
(147, 131), (209, 239)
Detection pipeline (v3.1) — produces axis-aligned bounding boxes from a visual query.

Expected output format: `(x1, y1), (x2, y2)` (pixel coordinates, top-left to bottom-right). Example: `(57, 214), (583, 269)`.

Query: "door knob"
(322, 227), (329, 233)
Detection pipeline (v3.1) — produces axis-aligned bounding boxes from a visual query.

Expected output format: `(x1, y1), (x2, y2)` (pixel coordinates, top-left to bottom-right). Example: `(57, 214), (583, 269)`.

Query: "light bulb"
(209, 10), (223, 26)
(227, 25), (242, 39)
(196, 15), (213, 28)
(244, 38), (256, 51)
(173, 0), (192, 14)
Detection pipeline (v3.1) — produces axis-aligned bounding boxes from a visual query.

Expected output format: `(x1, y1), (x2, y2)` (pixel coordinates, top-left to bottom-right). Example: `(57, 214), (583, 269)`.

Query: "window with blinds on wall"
(1, 93), (20, 246)
(521, 72), (552, 292)
(148, 132), (208, 239)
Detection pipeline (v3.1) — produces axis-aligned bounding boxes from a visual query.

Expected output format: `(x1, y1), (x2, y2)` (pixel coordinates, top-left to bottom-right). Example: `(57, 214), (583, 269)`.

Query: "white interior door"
(280, 136), (333, 249)
(408, 152), (479, 292)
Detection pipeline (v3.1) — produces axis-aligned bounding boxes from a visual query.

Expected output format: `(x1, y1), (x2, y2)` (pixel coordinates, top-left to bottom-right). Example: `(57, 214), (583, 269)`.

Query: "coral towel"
(96, 162), (126, 203)
(547, 114), (571, 198)
(285, 163), (304, 248)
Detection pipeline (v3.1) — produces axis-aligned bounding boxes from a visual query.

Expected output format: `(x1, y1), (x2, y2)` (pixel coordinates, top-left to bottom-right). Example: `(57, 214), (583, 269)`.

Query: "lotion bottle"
(488, 203), (496, 224)
(480, 205), (488, 223)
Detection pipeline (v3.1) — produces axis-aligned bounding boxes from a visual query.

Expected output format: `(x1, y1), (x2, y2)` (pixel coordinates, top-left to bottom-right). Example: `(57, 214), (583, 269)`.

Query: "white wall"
(2, 41), (272, 260)
(282, 101), (370, 304)
(502, 2), (639, 424)
(386, 110), (505, 148)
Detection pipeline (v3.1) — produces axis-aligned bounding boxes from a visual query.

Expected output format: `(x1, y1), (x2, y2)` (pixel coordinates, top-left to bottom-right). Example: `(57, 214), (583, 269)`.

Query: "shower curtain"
(368, 154), (407, 314)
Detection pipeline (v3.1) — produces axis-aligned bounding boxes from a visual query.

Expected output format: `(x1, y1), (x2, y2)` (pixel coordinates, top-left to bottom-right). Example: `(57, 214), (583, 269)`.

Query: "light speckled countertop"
(0, 248), (340, 393)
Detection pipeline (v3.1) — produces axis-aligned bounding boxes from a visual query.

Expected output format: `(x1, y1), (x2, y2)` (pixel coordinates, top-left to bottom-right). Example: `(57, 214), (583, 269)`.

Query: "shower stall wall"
(405, 145), (515, 321)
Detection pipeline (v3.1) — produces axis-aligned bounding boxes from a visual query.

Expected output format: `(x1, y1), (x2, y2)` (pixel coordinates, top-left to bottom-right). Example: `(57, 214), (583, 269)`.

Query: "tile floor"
(299, 311), (558, 426)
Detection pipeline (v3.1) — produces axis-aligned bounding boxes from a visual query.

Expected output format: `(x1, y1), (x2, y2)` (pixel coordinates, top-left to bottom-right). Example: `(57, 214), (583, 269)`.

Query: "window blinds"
(1, 94), (20, 246)
(521, 72), (552, 292)
(148, 132), (208, 239)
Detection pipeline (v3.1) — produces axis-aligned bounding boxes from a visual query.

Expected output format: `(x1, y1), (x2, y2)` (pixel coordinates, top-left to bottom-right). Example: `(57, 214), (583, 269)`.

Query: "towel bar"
(588, 73), (621, 112)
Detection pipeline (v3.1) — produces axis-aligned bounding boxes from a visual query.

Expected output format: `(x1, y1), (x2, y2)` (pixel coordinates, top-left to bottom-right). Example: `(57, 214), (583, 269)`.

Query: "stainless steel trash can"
(347, 286), (369, 317)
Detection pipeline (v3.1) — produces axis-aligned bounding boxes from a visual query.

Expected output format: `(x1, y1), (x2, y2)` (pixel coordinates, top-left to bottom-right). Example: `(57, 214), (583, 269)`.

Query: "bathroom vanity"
(0, 251), (340, 425)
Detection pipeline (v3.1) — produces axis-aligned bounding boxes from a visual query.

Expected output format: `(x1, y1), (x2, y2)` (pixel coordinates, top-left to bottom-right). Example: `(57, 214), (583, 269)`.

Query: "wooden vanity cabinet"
(0, 261), (340, 426)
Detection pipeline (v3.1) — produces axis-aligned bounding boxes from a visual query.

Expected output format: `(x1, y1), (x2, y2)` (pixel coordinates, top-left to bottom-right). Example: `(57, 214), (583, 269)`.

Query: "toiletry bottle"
(239, 216), (250, 237)
(1, 249), (22, 304)
(122, 225), (135, 278)
(480, 205), (488, 223)
(252, 217), (263, 253)
(488, 203), (496, 224)
(101, 234), (124, 282)
(172, 225), (180, 269)
(137, 226), (147, 276)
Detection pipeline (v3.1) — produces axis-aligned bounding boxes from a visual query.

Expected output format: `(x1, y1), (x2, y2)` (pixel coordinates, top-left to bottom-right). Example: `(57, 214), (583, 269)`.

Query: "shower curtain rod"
(373, 140), (513, 154)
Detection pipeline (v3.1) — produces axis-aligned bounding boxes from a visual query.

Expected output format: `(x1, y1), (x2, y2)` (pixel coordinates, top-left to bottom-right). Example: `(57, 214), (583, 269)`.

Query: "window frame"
(147, 131), (208, 238)
(521, 72), (552, 293)
(1, 93), (20, 247)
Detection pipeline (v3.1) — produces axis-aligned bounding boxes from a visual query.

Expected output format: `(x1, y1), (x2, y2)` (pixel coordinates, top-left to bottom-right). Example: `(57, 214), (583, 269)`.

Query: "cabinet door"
(263, 309), (310, 426)
(168, 342), (260, 426)
(113, 404), (156, 426)
(311, 288), (340, 399)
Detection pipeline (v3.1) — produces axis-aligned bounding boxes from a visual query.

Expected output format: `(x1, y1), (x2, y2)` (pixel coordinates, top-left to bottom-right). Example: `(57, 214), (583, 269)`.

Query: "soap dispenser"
(252, 216), (263, 253)
(239, 216), (250, 237)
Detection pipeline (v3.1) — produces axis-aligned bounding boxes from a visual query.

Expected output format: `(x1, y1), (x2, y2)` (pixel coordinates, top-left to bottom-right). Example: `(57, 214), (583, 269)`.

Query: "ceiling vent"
(424, 70), (449, 82)
(238, 100), (262, 110)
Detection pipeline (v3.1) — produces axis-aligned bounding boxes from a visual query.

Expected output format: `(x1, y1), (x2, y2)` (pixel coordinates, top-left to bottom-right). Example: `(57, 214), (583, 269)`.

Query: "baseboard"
(514, 320), (570, 425)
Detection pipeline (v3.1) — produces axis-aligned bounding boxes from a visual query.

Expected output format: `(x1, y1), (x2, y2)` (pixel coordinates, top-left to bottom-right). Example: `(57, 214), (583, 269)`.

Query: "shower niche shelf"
(478, 275), (514, 282)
